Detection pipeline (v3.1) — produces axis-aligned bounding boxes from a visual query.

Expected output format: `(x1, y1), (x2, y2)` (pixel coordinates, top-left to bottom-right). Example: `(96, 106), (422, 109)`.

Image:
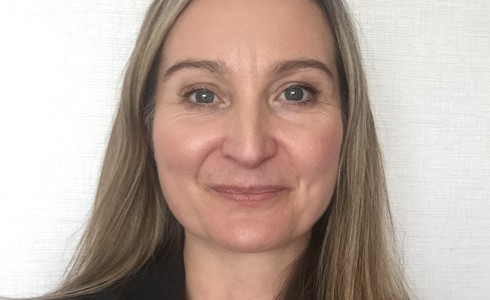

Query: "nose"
(220, 99), (278, 169)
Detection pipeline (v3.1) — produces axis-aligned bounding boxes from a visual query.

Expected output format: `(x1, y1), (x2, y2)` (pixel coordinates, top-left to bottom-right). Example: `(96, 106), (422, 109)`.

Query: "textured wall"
(0, 1), (489, 299)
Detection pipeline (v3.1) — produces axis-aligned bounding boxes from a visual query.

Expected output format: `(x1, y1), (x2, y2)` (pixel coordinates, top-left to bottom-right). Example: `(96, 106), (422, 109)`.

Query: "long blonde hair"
(39, 0), (412, 299)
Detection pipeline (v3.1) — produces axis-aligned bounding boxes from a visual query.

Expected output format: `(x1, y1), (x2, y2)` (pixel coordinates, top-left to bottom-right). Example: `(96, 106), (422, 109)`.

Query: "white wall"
(0, 1), (489, 299)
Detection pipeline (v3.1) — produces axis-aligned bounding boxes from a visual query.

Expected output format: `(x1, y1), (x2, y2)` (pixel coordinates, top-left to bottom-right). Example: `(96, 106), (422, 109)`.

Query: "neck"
(183, 233), (309, 300)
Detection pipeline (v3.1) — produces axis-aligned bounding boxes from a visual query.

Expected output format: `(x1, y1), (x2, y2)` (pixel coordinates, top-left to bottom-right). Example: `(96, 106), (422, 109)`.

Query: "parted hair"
(37, 0), (412, 299)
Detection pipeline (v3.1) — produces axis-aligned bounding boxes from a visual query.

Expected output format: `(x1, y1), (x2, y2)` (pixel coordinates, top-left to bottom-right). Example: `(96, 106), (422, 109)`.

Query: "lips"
(211, 185), (286, 206)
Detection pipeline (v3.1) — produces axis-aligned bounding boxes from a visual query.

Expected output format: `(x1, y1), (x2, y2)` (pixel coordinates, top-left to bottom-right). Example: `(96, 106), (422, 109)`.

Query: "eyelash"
(179, 83), (319, 108)
(281, 83), (319, 106)
(180, 84), (220, 108)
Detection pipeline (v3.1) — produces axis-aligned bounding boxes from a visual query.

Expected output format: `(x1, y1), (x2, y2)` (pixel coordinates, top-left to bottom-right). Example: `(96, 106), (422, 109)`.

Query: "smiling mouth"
(211, 185), (286, 206)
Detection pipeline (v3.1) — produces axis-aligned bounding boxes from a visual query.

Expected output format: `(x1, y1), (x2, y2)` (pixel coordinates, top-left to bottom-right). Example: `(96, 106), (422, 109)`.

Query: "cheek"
(152, 116), (218, 178)
(151, 125), (198, 234)
(151, 113), (224, 224)
(287, 115), (343, 180)
(302, 127), (341, 166)
(286, 115), (343, 220)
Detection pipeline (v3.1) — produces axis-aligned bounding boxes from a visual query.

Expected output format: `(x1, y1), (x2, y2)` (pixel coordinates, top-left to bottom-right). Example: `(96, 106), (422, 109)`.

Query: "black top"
(82, 251), (186, 300)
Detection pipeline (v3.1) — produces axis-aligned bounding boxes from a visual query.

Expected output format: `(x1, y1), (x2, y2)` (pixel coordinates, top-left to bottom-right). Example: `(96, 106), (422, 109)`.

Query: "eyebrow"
(275, 59), (335, 80)
(161, 58), (335, 81)
(162, 59), (225, 82)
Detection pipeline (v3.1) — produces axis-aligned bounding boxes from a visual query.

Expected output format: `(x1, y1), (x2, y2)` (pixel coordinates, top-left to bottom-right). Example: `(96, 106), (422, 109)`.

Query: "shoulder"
(81, 251), (185, 300)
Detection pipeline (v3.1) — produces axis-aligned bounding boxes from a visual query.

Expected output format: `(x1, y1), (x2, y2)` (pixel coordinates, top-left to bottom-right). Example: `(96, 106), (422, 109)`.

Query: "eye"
(188, 89), (216, 104)
(279, 85), (315, 103)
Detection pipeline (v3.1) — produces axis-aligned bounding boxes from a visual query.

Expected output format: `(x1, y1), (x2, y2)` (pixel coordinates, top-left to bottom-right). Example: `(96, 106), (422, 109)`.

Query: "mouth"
(210, 185), (286, 206)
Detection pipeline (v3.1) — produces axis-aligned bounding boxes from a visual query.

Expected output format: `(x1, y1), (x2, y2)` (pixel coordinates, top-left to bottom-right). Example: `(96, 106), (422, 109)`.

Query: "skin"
(152, 0), (343, 298)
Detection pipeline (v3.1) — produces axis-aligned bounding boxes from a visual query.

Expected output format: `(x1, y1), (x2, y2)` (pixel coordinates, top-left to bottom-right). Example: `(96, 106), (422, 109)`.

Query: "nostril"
(220, 122), (278, 168)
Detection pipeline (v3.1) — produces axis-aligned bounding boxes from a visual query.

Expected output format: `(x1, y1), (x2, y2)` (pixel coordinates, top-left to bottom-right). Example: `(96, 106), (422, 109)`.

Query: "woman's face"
(153, 0), (343, 253)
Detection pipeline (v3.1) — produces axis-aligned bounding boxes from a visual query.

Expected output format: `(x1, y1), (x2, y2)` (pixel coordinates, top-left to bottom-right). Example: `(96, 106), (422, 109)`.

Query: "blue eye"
(190, 89), (215, 104)
(281, 85), (314, 102)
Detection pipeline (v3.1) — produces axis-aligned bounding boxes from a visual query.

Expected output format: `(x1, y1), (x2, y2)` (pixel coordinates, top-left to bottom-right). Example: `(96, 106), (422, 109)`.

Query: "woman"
(35, 0), (412, 299)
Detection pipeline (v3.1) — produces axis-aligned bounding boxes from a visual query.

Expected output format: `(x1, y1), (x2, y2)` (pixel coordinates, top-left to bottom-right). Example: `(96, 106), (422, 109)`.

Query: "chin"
(209, 225), (306, 254)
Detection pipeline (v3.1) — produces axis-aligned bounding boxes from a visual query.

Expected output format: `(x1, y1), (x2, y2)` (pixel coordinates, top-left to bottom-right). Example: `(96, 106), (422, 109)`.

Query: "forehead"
(162, 0), (336, 73)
